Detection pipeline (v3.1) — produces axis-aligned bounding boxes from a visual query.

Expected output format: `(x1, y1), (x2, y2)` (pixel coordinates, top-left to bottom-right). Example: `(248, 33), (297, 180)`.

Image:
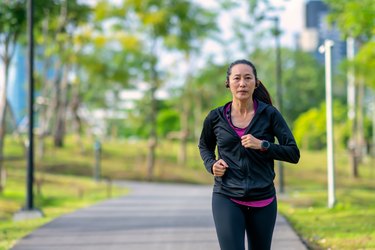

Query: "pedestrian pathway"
(11, 181), (307, 250)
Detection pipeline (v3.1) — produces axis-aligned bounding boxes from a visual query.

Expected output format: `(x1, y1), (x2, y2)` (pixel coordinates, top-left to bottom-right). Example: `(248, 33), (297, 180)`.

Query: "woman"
(198, 59), (300, 250)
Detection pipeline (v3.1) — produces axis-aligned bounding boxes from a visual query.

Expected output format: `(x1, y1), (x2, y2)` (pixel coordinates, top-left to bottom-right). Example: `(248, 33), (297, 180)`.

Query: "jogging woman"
(198, 59), (300, 250)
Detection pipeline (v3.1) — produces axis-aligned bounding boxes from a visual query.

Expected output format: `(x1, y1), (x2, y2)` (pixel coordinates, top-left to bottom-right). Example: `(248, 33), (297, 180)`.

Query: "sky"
(272, 0), (305, 46)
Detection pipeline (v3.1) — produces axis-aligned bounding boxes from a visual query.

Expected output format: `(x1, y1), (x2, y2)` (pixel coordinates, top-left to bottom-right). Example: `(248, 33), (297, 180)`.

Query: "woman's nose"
(239, 79), (246, 86)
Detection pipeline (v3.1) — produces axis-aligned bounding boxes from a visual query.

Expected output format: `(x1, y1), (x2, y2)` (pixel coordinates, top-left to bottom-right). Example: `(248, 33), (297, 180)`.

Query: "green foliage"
(325, 0), (375, 90)
(251, 48), (326, 123)
(325, 0), (374, 40)
(190, 60), (231, 112)
(294, 106), (325, 150)
(293, 101), (348, 150)
(157, 109), (180, 138)
(0, 0), (26, 36)
(123, 0), (217, 52)
(281, 50), (326, 122)
(354, 41), (375, 89)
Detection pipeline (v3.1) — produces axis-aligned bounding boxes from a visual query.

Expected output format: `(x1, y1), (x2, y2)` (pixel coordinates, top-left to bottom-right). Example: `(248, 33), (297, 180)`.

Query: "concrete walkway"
(11, 181), (307, 250)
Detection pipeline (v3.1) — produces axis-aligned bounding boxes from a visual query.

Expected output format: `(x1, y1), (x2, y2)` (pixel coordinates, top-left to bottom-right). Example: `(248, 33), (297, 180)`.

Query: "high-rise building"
(6, 45), (27, 126)
(299, 0), (346, 71)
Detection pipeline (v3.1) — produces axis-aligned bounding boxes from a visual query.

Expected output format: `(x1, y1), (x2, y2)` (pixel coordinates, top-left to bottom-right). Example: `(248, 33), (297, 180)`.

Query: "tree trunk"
(178, 96), (189, 165)
(7, 99), (26, 154)
(37, 66), (59, 158)
(146, 50), (159, 181)
(51, 1), (69, 148)
(53, 65), (69, 147)
(0, 56), (10, 192)
(193, 93), (202, 142)
(71, 81), (85, 154)
(37, 15), (55, 159)
(351, 78), (366, 178)
(348, 136), (359, 178)
(146, 83), (157, 181)
(178, 54), (192, 166)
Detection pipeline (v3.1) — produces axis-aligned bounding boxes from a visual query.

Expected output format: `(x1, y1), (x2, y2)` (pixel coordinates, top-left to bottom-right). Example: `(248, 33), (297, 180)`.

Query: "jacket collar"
(216, 99), (269, 117)
(214, 99), (271, 136)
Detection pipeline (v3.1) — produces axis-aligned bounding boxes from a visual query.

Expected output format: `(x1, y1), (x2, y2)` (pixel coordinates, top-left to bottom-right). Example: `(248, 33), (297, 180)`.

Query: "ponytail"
(253, 80), (273, 105)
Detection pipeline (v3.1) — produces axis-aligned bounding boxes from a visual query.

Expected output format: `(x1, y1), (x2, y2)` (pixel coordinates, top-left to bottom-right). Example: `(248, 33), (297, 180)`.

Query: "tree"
(189, 60), (231, 140)
(0, 0), (27, 192)
(251, 47), (326, 124)
(294, 101), (348, 150)
(30, 1), (92, 155)
(167, 7), (217, 165)
(120, 0), (218, 179)
(325, 0), (375, 177)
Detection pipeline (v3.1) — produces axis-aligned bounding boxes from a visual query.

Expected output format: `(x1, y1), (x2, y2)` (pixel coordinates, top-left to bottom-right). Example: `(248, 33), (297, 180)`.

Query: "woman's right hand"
(212, 159), (229, 177)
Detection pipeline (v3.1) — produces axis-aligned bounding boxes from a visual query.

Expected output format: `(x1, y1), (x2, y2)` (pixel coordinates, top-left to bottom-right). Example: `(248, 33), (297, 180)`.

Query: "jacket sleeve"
(266, 107), (300, 164)
(198, 111), (217, 174)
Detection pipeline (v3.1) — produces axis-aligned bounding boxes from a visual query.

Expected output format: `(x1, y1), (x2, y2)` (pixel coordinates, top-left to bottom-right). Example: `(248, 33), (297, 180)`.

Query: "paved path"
(11, 181), (306, 250)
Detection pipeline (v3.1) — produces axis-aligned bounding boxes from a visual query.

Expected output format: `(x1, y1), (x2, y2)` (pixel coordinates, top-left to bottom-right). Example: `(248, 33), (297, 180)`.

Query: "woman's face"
(228, 64), (257, 102)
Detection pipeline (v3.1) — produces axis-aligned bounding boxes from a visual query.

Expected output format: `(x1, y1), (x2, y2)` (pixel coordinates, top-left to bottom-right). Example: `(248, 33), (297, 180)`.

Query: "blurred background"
(0, 0), (374, 249)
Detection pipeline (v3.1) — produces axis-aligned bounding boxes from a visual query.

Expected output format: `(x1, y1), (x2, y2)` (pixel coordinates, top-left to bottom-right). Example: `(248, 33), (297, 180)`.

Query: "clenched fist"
(212, 159), (228, 177)
(241, 134), (262, 149)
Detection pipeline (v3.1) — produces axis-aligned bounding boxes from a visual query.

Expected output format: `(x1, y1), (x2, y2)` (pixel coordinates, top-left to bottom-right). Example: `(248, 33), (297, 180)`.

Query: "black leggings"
(212, 193), (277, 250)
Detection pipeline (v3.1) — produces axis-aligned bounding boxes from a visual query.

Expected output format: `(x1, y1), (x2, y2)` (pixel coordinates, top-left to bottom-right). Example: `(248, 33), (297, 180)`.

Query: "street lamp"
(26, 0), (35, 212)
(319, 39), (336, 209)
(14, 0), (43, 220)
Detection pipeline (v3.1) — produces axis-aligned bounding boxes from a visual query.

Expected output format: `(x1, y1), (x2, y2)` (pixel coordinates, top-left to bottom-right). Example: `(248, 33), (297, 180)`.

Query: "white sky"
(274, 0), (305, 46)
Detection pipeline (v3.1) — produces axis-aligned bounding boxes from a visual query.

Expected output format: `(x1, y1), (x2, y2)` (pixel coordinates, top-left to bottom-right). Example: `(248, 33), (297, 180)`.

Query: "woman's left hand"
(241, 134), (262, 150)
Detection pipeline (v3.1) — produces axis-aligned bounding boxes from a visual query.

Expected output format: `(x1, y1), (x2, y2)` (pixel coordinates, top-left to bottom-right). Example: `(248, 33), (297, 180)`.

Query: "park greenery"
(0, 0), (374, 249)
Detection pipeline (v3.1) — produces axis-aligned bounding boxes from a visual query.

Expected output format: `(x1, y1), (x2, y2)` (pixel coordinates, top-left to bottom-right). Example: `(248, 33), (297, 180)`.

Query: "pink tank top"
(225, 101), (275, 207)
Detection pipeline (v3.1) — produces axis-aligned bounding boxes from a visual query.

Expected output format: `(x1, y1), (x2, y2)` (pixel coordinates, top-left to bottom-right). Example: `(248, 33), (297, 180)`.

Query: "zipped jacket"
(198, 100), (300, 200)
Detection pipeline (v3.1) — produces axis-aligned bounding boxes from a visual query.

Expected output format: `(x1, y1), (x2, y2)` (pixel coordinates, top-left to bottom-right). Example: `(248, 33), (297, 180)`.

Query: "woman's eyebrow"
(232, 73), (252, 76)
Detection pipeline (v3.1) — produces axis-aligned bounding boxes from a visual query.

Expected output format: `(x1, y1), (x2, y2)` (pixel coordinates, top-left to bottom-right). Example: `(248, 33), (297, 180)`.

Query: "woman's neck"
(232, 99), (254, 115)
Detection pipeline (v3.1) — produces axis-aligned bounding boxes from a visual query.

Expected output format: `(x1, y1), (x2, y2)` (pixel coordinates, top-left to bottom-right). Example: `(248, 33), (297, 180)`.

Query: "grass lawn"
(0, 137), (128, 250)
(277, 150), (375, 250)
(1, 135), (374, 249)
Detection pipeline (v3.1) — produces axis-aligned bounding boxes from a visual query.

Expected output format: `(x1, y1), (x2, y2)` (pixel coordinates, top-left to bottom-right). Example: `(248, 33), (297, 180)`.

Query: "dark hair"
(225, 59), (273, 105)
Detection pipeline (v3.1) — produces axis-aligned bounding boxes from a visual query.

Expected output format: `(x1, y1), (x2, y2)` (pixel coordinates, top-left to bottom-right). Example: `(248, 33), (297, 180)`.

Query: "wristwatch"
(261, 140), (270, 151)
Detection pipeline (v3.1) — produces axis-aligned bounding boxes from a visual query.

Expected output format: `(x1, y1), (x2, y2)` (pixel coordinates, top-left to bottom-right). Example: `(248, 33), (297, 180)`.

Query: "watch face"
(262, 140), (270, 149)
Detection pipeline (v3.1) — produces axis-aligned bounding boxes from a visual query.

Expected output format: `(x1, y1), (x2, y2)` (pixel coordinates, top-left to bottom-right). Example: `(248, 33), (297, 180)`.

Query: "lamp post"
(26, 0), (35, 212)
(14, 0), (43, 220)
(319, 39), (336, 209)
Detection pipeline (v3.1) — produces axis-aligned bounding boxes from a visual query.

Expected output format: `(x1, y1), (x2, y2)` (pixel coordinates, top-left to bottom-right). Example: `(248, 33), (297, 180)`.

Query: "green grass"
(277, 150), (375, 250)
(0, 169), (127, 250)
(0, 136), (129, 250)
(1, 135), (375, 249)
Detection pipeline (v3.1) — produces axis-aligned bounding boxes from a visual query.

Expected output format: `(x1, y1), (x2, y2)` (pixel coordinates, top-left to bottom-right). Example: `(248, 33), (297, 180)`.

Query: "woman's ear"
(225, 81), (229, 88)
(256, 80), (260, 88)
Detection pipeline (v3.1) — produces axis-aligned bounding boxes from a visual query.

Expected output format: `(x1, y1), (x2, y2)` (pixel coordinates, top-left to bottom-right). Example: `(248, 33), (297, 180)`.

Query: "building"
(299, 0), (346, 71)
(5, 45), (28, 127)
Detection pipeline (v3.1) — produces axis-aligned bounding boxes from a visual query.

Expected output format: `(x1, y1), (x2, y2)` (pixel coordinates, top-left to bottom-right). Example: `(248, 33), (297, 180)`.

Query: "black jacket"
(198, 100), (300, 200)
